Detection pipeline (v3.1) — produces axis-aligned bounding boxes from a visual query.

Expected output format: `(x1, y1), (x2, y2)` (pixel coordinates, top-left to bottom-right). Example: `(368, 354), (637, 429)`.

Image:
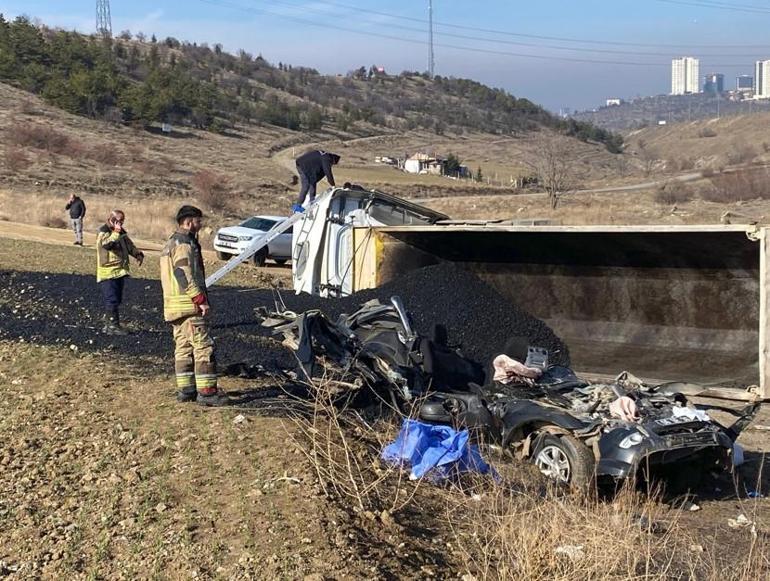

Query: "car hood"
(217, 226), (268, 237)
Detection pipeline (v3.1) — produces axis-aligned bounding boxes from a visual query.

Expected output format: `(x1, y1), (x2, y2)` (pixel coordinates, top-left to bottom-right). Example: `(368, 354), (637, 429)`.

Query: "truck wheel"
(274, 259), (288, 266)
(216, 251), (231, 261)
(533, 433), (595, 490)
(252, 248), (268, 267)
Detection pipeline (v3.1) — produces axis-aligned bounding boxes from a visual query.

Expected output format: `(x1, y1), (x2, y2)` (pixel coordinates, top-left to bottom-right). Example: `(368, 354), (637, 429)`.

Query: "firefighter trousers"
(171, 315), (217, 394)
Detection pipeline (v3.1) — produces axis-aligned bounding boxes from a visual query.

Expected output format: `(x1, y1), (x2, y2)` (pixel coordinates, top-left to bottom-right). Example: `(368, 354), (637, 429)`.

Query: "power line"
(654, 0), (770, 14)
(96, 0), (112, 37)
(283, 0), (770, 49)
(194, 0), (760, 67)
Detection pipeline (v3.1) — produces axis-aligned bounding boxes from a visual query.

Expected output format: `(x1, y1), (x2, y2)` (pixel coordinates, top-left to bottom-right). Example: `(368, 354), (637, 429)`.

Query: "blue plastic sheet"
(381, 419), (494, 481)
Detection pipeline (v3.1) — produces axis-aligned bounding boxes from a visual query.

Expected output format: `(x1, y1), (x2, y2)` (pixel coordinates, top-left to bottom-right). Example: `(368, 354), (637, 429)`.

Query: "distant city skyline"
(2, 0), (770, 112)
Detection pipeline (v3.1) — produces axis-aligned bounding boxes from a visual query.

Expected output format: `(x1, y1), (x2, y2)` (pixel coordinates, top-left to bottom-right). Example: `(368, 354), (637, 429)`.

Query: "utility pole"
(428, 0), (435, 78)
(96, 0), (112, 38)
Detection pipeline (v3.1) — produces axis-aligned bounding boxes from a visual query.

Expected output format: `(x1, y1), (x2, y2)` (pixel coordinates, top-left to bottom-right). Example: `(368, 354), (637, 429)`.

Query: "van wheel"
(533, 433), (595, 491)
(274, 259), (288, 266)
(253, 248), (268, 267)
(216, 251), (231, 261)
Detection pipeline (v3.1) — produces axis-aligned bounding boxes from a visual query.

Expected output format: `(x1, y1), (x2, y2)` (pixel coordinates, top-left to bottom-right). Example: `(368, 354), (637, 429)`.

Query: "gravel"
(0, 263), (568, 376)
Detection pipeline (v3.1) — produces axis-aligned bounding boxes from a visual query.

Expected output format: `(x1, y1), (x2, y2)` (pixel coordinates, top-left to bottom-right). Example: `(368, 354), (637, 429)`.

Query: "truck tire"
(253, 247), (268, 267)
(533, 433), (595, 491)
(216, 251), (231, 261)
(274, 259), (288, 266)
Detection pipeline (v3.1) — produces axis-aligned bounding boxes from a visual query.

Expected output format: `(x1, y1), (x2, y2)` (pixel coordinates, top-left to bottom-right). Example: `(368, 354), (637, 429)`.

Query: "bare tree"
(526, 136), (578, 210)
(637, 141), (660, 177)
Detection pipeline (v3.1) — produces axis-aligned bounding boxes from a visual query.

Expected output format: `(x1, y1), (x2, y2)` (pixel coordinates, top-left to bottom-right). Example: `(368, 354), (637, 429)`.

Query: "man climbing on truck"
(293, 149), (341, 212)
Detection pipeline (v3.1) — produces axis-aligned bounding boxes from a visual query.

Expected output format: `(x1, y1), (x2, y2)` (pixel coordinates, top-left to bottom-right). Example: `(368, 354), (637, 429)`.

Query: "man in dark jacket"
(65, 193), (86, 245)
(293, 150), (341, 212)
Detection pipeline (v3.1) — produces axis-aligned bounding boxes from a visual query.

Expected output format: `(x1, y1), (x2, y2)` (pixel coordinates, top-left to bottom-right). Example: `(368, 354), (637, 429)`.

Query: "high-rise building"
(737, 75), (754, 93)
(671, 57), (700, 95)
(755, 61), (770, 99)
(703, 73), (724, 94)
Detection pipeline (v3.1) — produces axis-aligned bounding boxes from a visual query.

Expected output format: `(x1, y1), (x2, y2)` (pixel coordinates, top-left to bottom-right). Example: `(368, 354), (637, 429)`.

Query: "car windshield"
(240, 217), (278, 231)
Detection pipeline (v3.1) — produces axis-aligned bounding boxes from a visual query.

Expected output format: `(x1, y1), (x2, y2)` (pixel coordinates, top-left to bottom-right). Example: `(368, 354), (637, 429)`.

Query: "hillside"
(573, 93), (770, 132)
(0, 15), (621, 151)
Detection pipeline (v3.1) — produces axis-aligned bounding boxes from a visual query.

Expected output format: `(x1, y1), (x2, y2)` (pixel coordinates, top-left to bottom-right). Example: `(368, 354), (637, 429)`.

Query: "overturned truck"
(289, 186), (770, 402)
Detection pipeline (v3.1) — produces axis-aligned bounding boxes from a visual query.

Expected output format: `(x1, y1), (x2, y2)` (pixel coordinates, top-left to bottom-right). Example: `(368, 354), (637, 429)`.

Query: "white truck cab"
(292, 187), (448, 297)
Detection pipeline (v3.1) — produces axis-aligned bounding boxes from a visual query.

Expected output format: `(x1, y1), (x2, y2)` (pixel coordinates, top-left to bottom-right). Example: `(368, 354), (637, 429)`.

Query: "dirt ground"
(1, 238), (770, 579)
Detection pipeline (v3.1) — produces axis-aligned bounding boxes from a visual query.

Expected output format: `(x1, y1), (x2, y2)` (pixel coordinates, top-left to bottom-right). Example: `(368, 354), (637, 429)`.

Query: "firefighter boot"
(196, 389), (232, 407)
(103, 310), (128, 336)
(176, 387), (198, 403)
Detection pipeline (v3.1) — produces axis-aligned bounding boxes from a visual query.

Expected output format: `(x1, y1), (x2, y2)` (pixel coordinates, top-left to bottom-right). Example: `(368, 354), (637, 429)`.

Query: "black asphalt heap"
(0, 263), (568, 375)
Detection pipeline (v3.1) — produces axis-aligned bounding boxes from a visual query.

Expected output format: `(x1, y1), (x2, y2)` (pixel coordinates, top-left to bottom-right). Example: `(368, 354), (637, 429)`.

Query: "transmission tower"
(96, 0), (112, 38)
(428, 0), (435, 78)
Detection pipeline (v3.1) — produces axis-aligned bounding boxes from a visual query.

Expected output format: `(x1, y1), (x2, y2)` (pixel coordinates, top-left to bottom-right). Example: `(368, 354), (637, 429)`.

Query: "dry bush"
(654, 183), (693, 205)
(287, 373), (418, 514)
(698, 127), (717, 138)
(701, 167), (716, 178)
(39, 215), (67, 229)
(3, 146), (32, 173)
(702, 169), (770, 202)
(727, 144), (757, 166)
(449, 481), (769, 580)
(85, 143), (122, 166)
(8, 122), (74, 155)
(677, 157), (695, 171)
(192, 169), (231, 212)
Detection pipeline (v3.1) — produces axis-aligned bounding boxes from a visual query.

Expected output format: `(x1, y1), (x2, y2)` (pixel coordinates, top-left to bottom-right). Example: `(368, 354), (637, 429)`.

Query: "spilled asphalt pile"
(0, 263), (568, 377)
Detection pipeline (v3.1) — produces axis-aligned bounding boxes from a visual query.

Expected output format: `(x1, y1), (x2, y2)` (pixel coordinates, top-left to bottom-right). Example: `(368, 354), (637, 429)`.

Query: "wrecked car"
(262, 297), (758, 489)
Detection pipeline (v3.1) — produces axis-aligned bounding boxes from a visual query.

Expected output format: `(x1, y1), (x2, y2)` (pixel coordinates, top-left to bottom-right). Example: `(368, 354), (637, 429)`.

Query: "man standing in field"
(293, 150), (341, 212)
(65, 193), (86, 246)
(160, 205), (229, 406)
(96, 209), (144, 335)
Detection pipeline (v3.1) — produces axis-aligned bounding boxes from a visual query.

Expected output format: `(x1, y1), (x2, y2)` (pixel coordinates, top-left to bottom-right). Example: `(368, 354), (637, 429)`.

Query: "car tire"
(216, 251), (231, 261)
(274, 259), (288, 266)
(253, 247), (268, 267)
(533, 433), (595, 491)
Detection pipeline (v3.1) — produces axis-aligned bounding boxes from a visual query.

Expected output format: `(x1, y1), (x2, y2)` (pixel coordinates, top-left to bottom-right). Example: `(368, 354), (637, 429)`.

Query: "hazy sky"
(3, 0), (770, 111)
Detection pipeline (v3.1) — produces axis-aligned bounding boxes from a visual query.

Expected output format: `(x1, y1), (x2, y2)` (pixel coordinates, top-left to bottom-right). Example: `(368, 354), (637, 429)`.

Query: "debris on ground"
(554, 544), (585, 561)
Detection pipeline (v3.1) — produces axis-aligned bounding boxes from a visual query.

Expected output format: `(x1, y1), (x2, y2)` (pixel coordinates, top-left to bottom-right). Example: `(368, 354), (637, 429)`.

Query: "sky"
(3, 0), (770, 111)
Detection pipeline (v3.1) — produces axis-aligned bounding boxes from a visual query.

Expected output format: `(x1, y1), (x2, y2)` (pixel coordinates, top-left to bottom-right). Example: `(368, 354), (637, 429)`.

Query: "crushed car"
(261, 296), (759, 489)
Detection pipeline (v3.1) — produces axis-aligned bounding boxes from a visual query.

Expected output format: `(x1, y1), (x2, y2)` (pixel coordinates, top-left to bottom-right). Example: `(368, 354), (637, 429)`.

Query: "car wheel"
(216, 251), (231, 261)
(533, 433), (595, 490)
(274, 259), (288, 266)
(253, 247), (268, 267)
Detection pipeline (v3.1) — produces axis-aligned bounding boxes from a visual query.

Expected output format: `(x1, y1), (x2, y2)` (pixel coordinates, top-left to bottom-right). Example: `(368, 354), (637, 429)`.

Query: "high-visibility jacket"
(160, 230), (208, 322)
(96, 225), (143, 283)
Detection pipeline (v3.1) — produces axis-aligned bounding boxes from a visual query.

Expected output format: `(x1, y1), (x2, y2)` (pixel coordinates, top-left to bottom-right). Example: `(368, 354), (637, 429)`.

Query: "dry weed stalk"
(286, 369), (424, 515)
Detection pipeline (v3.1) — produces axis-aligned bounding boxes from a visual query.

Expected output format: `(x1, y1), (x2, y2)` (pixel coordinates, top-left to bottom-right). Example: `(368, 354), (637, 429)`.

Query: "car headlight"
(238, 235), (253, 241)
(619, 432), (644, 449)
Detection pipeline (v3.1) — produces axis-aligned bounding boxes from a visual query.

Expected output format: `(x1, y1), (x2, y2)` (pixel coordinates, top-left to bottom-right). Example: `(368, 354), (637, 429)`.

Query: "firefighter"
(96, 209), (144, 335)
(160, 205), (229, 406)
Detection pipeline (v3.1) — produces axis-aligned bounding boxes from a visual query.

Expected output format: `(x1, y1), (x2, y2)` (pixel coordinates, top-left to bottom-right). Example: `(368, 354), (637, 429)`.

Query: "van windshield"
(240, 217), (278, 231)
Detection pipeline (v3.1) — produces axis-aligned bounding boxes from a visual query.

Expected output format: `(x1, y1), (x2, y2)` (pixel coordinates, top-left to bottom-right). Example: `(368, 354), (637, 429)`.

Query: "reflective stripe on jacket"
(96, 225), (141, 282)
(160, 231), (207, 322)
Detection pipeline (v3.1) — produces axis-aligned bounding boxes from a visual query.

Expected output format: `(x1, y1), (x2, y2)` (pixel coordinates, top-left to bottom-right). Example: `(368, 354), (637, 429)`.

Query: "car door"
(270, 224), (293, 259)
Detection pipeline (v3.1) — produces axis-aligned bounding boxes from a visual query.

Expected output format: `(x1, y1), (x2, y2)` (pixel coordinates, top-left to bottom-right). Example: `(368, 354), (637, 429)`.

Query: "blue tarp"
(381, 419), (494, 481)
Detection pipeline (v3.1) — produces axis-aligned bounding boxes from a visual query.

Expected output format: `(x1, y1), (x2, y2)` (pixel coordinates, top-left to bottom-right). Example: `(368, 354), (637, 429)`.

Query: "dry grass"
(288, 377), (769, 579)
(654, 183), (694, 205)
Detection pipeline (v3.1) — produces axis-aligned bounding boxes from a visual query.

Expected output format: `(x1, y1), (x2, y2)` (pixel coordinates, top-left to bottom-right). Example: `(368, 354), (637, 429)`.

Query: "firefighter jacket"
(96, 224), (143, 282)
(160, 230), (208, 322)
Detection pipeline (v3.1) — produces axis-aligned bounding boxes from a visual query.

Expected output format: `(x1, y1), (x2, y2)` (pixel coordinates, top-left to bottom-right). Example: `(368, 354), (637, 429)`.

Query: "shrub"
(192, 170), (230, 211)
(39, 215), (67, 229)
(701, 169), (770, 202)
(701, 167), (716, 178)
(726, 144), (757, 166)
(697, 127), (717, 138)
(8, 122), (80, 157)
(654, 183), (693, 205)
(3, 147), (32, 173)
(86, 143), (122, 166)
